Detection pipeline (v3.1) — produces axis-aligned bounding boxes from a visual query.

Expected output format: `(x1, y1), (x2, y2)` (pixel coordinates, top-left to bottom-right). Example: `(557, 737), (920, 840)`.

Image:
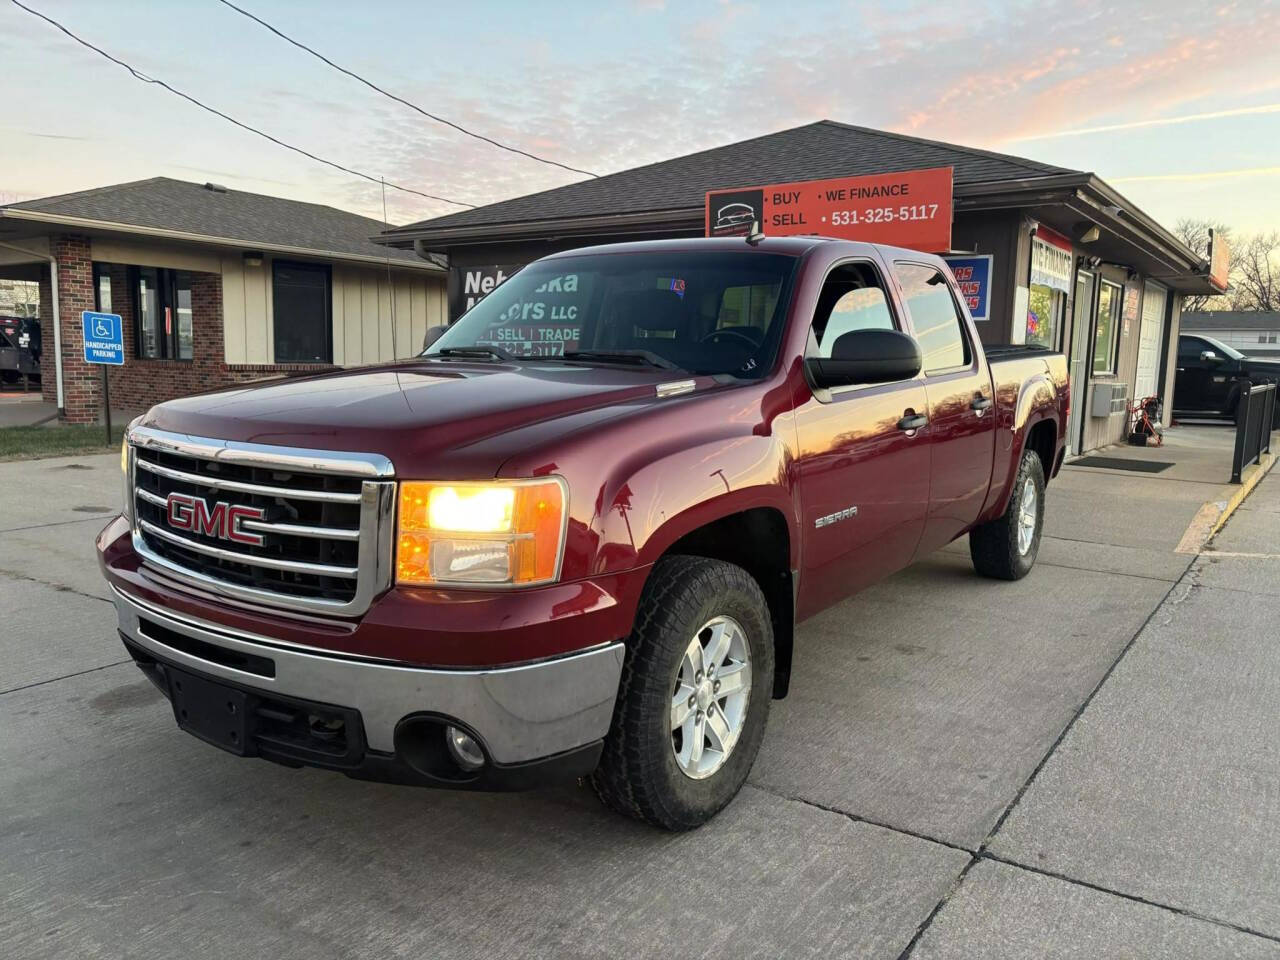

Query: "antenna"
(745, 220), (766, 246)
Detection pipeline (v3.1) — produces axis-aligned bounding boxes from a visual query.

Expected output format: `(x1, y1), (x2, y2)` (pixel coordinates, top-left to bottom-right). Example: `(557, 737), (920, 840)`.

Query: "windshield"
(427, 251), (799, 377)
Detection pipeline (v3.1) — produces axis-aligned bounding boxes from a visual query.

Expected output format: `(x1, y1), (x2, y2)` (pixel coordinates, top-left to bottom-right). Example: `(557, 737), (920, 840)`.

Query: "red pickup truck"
(99, 236), (1067, 830)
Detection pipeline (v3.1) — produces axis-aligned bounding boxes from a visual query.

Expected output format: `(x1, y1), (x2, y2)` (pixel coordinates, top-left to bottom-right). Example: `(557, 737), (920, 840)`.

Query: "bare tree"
(1175, 218), (1233, 311)
(1232, 232), (1280, 312)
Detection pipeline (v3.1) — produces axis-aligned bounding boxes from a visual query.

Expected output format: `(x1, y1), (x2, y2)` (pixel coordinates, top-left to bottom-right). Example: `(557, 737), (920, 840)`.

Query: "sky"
(1, 0), (1278, 239)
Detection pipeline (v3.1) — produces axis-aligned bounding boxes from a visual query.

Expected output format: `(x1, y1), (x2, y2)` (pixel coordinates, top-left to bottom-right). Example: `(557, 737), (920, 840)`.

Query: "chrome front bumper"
(111, 586), (624, 764)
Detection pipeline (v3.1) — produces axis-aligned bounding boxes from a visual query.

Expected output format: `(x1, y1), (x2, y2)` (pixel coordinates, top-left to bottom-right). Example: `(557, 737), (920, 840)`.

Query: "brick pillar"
(37, 262), (57, 404)
(50, 235), (96, 423)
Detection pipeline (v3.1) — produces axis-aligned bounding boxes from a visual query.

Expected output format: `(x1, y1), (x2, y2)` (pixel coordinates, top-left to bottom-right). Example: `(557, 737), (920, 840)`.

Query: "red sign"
(706, 167), (953, 251)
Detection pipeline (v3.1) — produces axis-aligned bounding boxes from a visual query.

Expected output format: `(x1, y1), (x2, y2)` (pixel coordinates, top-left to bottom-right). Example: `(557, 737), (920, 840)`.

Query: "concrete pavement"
(3, 428), (1280, 958)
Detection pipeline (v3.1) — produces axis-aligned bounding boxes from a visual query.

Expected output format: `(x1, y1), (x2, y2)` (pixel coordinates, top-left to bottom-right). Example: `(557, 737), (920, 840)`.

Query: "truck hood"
(138, 360), (689, 477)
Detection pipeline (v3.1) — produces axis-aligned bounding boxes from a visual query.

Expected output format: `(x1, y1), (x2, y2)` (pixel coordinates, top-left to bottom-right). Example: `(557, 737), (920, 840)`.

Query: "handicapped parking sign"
(82, 311), (124, 365)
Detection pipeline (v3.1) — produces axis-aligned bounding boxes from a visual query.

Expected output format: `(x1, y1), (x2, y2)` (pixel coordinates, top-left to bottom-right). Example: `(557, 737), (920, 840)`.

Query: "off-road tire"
(590, 555), (774, 830)
(969, 447), (1046, 580)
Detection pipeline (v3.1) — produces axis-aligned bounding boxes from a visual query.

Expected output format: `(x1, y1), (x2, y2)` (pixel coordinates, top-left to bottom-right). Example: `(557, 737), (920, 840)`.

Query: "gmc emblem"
(166, 492), (265, 546)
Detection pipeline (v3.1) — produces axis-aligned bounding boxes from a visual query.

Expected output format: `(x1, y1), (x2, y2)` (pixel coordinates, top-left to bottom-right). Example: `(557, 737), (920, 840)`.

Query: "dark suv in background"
(1174, 333), (1280, 421)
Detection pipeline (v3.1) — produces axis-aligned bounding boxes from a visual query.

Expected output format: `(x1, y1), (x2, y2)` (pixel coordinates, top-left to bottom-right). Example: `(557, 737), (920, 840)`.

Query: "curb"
(1175, 452), (1276, 555)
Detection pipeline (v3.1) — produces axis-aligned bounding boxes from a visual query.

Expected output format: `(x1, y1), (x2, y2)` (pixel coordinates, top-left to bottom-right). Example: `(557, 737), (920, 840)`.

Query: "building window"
(93, 263), (112, 313)
(1027, 284), (1064, 350)
(272, 261), (331, 363)
(1028, 236), (1072, 349)
(131, 267), (193, 360)
(1259, 332), (1278, 344)
(1093, 279), (1122, 374)
(893, 262), (970, 373)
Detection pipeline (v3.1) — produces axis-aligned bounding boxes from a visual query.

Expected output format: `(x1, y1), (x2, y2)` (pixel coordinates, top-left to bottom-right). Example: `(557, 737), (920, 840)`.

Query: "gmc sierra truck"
(98, 236), (1068, 830)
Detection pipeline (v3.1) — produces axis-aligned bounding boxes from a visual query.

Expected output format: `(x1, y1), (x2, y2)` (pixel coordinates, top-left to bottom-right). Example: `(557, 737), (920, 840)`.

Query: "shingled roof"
(382, 120), (1080, 240)
(1182, 311), (1280, 331)
(2, 177), (433, 268)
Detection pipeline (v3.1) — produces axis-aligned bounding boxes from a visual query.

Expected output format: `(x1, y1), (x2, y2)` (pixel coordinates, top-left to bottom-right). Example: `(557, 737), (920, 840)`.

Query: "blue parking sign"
(82, 311), (125, 365)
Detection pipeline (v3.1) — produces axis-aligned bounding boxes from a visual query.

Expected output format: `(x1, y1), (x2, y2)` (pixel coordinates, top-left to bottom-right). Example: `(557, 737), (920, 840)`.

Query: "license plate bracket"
(167, 667), (252, 756)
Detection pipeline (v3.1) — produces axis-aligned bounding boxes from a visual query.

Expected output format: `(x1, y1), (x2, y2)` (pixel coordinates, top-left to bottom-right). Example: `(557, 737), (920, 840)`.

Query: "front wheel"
(969, 448), (1046, 580)
(591, 555), (774, 830)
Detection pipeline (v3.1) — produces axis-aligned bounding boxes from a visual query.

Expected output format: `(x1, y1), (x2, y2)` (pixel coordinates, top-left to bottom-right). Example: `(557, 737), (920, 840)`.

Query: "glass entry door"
(1067, 270), (1096, 455)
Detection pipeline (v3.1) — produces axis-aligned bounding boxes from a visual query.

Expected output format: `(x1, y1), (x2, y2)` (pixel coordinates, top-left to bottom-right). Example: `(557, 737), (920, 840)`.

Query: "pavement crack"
(978, 569), (1189, 852)
(0, 659), (132, 697)
(895, 856), (979, 960)
(747, 783), (975, 855)
(0, 513), (116, 534)
(750, 781), (1280, 956)
(982, 852), (1280, 946)
(1033, 558), (1181, 584)
(0, 568), (111, 605)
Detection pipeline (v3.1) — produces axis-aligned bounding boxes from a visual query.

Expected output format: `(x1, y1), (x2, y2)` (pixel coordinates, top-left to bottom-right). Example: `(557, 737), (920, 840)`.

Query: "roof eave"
(382, 171), (1216, 291)
(0, 208), (443, 273)
(379, 175), (1093, 252)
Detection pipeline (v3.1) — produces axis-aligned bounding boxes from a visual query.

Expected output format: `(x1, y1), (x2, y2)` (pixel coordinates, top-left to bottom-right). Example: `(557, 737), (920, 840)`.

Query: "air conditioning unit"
(1090, 382), (1128, 418)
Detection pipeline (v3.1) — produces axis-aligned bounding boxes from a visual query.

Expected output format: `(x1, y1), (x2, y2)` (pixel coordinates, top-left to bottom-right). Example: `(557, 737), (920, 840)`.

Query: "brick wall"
(42, 233), (335, 422)
(38, 262), (55, 404)
(105, 266), (334, 412)
(52, 235), (97, 422)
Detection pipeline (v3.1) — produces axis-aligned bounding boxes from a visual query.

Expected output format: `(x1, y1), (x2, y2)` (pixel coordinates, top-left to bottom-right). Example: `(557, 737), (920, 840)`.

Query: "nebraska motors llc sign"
(447, 263), (522, 320)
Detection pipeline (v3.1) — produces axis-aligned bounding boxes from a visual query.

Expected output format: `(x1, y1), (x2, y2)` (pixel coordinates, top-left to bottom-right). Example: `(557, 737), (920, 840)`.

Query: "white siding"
(223, 255), (444, 366)
(91, 237), (221, 273)
(222, 256), (248, 364)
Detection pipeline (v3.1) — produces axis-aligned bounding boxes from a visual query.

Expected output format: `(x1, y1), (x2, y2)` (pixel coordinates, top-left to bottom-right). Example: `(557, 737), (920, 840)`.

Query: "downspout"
(0, 239), (64, 410)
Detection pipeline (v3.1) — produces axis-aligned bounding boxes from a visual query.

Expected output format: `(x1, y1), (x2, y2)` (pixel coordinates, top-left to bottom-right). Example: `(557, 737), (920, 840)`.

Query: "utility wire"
(9, 0), (473, 208)
(215, 0), (600, 180)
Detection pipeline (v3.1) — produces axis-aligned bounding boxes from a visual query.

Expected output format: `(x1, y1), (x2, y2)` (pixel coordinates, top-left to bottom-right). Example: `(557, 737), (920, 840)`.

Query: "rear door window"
(893, 262), (971, 373)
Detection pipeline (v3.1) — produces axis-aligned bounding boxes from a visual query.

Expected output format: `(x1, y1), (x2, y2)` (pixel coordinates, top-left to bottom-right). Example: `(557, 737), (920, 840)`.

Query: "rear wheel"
(969, 448), (1045, 580)
(591, 555), (773, 830)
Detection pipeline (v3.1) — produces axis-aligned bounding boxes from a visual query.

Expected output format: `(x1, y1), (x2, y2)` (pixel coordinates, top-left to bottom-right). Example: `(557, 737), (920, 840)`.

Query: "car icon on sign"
(715, 203), (757, 230)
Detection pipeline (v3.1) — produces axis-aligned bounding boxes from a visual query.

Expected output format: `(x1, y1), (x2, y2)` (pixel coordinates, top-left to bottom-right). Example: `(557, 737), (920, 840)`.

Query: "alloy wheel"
(670, 615), (752, 780)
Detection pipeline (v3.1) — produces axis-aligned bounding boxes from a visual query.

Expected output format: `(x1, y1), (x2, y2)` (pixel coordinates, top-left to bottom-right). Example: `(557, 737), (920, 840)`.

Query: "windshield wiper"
(559, 349), (679, 370)
(432, 346), (514, 362)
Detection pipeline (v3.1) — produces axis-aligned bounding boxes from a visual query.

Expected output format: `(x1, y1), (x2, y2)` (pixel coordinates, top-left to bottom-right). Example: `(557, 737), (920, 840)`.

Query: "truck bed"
(984, 343), (1057, 362)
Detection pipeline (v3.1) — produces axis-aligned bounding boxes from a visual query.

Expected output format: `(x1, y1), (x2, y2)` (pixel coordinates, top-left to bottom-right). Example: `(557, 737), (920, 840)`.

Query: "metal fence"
(1231, 381), (1277, 483)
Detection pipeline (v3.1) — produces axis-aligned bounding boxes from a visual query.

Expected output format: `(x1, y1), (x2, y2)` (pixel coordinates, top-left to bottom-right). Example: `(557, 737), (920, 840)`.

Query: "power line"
(215, 0), (600, 180)
(9, 0), (473, 209)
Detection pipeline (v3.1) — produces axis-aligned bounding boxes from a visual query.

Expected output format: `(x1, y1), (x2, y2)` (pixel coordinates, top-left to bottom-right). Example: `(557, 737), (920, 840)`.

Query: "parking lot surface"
(3, 429), (1279, 958)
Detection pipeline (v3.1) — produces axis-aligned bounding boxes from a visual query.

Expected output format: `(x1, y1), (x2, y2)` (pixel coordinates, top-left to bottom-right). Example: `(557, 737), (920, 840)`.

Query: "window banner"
(942, 254), (993, 321)
(448, 263), (524, 321)
(705, 167), (953, 252)
(1030, 237), (1073, 293)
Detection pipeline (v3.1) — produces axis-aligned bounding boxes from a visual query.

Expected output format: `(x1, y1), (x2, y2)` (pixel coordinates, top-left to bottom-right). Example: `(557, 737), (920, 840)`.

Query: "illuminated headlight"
(396, 479), (567, 587)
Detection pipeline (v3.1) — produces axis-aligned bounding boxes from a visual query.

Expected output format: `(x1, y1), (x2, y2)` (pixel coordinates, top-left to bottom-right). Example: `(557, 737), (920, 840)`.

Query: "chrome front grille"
(126, 427), (395, 617)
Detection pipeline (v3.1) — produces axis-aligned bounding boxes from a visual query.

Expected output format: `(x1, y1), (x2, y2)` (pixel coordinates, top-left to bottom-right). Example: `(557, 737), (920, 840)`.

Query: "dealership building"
(0, 178), (446, 423)
(380, 120), (1223, 455)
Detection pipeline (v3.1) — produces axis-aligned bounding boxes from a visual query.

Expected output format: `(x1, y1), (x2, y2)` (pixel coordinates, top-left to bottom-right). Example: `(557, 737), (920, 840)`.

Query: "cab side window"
(1178, 336), (1209, 362)
(812, 262), (896, 358)
(893, 262), (970, 373)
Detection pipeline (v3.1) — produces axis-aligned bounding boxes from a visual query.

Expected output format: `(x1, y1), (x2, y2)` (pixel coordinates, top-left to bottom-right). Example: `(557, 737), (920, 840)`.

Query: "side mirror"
(805, 328), (922, 389)
(1199, 350), (1219, 364)
(422, 325), (449, 350)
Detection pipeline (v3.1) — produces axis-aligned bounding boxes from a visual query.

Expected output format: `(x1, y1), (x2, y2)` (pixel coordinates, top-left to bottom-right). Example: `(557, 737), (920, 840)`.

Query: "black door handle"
(897, 413), (928, 431)
(971, 395), (992, 411)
